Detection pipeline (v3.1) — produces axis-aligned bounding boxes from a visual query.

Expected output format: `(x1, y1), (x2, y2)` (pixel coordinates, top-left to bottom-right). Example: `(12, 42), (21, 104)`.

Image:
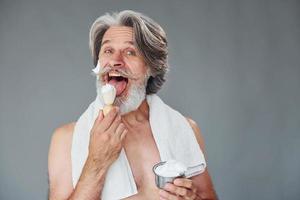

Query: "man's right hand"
(87, 107), (127, 170)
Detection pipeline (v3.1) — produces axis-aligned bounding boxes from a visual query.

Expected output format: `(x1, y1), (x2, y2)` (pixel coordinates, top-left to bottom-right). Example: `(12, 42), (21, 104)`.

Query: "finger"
(106, 114), (122, 134)
(173, 178), (193, 189)
(159, 189), (183, 200)
(115, 122), (125, 137)
(109, 123), (125, 142)
(94, 110), (104, 126)
(98, 107), (119, 131)
(164, 183), (193, 197)
(91, 110), (104, 130)
(186, 192), (197, 200)
(119, 129), (128, 141)
(97, 109), (104, 122)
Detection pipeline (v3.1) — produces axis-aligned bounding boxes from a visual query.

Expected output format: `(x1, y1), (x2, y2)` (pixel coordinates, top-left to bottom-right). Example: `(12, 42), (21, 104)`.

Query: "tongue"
(108, 79), (127, 96)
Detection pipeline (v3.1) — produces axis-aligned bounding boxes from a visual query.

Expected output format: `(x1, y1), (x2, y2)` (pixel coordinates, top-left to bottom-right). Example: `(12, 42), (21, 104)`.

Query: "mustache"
(99, 65), (138, 80)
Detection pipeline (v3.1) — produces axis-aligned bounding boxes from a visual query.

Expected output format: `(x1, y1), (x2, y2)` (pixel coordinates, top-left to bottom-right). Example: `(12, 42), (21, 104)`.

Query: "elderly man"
(48, 10), (217, 200)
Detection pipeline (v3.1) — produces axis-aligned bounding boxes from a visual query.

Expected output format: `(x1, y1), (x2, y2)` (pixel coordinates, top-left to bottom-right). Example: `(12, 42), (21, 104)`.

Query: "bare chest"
(122, 122), (161, 199)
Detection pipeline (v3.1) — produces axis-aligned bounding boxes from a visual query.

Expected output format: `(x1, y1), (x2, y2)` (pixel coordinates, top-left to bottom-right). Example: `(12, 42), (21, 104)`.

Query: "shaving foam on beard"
(92, 62), (101, 74)
(154, 160), (187, 177)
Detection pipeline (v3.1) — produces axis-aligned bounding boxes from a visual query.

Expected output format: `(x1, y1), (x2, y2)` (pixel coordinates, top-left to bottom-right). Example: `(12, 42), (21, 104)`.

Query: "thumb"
(96, 109), (104, 122)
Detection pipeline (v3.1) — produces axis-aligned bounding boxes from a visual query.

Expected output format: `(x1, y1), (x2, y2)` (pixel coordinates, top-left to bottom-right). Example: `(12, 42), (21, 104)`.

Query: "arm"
(48, 123), (74, 200)
(159, 118), (218, 200)
(187, 118), (218, 200)
(48, 108), (127, 200)
(48, 124), (109, 200)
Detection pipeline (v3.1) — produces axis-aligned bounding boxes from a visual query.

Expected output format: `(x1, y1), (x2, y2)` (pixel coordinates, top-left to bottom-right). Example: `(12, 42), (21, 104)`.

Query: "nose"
(109, 50), (125, 68)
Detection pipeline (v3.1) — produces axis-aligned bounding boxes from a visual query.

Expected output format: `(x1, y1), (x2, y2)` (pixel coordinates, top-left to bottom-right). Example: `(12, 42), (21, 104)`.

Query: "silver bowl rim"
(152, 161), (185, 178)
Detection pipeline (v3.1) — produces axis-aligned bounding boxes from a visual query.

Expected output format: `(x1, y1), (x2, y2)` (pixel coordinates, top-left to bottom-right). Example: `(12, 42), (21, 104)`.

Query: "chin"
(116, 83), (146, 115)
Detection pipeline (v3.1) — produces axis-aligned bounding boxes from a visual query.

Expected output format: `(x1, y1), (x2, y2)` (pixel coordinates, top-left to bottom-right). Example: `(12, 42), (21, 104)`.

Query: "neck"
(121, 99), (149, 125)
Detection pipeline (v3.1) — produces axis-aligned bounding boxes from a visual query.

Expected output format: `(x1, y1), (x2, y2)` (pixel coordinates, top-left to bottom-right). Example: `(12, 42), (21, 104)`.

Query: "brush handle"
(103, 105), (113, 116)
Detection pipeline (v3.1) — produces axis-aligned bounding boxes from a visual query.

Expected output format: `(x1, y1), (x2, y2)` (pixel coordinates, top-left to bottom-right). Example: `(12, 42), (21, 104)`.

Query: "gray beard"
(96, 78), (148, 115)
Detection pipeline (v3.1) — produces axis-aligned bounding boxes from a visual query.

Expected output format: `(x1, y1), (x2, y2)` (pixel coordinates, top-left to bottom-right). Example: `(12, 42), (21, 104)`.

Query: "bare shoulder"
(49, 122), (75, 163)
(48, 122), (76, 199)
(186, 117), (205, 154)
(52, 122), (76, 139)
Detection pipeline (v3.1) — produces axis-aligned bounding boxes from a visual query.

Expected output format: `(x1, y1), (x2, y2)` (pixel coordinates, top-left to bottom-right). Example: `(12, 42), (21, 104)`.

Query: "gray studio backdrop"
(0, 0), (299, 199)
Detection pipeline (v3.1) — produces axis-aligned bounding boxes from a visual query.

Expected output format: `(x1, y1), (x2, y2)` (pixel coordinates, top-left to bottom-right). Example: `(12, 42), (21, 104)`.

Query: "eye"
(103, 49), (113, 54)
(125, 49), (136, 56)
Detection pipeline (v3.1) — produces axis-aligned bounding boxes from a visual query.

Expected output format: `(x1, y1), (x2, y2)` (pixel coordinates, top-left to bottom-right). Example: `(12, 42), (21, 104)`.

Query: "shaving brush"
(101, 84), (116, 116)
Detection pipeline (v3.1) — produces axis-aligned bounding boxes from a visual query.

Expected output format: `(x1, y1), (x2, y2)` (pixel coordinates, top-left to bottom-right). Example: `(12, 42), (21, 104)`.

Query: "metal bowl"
(152, 161), (185, 189)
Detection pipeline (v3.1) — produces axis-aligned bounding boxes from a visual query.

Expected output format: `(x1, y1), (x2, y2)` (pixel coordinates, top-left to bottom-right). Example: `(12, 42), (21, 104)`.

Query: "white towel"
(71, 94), (206, 200)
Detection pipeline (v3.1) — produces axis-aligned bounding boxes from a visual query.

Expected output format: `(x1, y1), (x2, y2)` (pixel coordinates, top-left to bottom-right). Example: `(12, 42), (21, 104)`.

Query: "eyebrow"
(101, 40), (134, 46)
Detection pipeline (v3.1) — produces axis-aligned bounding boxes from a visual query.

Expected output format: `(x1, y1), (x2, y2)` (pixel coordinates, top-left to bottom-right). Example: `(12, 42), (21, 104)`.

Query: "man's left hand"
(159, 178), (201, 200)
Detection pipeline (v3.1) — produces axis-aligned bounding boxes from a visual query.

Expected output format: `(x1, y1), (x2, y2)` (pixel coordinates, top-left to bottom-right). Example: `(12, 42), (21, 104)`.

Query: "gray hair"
(89, 10), (168, 94)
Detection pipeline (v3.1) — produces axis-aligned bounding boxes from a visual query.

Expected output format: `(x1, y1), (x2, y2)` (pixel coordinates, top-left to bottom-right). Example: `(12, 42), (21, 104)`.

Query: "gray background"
(0, 0), (299, 199)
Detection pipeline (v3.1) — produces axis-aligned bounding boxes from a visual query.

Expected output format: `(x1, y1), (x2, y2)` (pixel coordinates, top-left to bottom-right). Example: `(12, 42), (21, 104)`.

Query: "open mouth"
(105, 71), (129, 96)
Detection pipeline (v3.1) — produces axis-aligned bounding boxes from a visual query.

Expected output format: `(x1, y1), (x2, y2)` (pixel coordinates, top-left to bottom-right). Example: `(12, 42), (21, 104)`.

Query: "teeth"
(109, 71), (121, 77)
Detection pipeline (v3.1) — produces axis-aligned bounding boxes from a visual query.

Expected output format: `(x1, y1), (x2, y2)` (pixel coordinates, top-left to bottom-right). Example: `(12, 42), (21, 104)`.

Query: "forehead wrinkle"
(101, 40), (135, 47)
(102, 26), (135, 45)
